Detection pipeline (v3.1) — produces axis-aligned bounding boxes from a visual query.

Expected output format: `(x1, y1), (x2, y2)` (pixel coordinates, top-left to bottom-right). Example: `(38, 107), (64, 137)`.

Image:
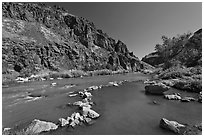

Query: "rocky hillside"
(142, 29), (202, 93)
(2, 2), (152, 80)
(142, 29), (202, 68)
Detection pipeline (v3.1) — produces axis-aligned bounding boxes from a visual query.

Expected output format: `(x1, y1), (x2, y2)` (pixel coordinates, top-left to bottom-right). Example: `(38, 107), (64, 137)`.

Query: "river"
(2, 72), (202, 135)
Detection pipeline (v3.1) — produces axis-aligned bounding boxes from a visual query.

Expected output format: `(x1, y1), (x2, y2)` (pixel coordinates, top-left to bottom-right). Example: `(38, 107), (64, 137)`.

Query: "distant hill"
(2, 2), (152, 80)
(142, 29), (202, 69)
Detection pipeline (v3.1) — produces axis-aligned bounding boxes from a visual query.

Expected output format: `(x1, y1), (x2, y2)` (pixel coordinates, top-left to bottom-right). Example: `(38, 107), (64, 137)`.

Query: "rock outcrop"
(145, 82), (170, 95)
(2, 2), (152, 82)
(142, 52), (164, 67)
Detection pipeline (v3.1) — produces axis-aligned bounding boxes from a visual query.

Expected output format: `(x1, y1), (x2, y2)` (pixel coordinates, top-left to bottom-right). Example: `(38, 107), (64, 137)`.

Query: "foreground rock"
(145, 82), (170, 95)
(159, 118), (185, 134)
(26, 119), (58, 134)
(164, 93), (181, 100)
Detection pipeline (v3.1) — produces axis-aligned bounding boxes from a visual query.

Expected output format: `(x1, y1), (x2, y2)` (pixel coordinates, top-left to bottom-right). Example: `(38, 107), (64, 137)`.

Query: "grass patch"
(158, 67), (201, 79)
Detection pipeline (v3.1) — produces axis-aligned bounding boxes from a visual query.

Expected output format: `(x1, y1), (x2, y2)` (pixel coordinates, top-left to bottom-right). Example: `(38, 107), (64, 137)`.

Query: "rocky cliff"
(2, 2), (152, 80)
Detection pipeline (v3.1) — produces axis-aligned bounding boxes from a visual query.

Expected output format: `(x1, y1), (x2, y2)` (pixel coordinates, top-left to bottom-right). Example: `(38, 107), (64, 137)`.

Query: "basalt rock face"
(141, 52), (164, 67)
(2, 2), (148, 79)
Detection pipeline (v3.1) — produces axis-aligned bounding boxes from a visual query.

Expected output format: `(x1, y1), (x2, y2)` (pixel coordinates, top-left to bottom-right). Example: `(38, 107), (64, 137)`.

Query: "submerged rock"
(26, 119), (58, 134)
(145, 83), (170, 95)
(160, 118), (185, 134)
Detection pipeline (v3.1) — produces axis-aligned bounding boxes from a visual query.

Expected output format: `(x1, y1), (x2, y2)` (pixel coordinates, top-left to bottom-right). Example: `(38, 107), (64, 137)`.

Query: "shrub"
(173, 79), (201, 93)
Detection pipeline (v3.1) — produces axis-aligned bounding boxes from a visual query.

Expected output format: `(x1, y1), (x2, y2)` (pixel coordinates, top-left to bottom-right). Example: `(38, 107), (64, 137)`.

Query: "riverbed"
(2, 72), (202, 135)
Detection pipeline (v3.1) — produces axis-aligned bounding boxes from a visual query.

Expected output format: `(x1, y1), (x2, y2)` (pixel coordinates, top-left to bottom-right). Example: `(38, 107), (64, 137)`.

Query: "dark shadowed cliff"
(2, 2), (153, 81)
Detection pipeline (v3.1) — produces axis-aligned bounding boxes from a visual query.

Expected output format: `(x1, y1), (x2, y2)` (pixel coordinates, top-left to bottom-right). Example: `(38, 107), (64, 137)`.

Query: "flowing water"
(2, 72), (202, 135)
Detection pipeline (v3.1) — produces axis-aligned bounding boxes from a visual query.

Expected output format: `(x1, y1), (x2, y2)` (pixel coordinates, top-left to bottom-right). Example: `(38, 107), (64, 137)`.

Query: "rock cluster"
(144, 79), (201, 103)
(6, 81), (124, 134)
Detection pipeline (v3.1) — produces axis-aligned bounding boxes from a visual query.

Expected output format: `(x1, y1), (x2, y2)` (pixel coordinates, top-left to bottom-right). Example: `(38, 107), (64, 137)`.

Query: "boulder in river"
(73, 101), (92, 109)
(68, 94), (78, 97)
(82, 107), (100, 119)
(83, 92), (92, 98)
(159, 118), (185, 134)
(26, 119), (58, 134)
(87, 86), (99, 91)
(69, 112), (84, 127)
(51, 83), (57, 86)
(108, 81), (119, 86)
(74, 112), (84, 121)
(164, 93), (181, 100)
(58, 118), (69, 127)
(79, 91), (92, 99)
(145, 83), (170, 95)
(84, 117), (94, 125)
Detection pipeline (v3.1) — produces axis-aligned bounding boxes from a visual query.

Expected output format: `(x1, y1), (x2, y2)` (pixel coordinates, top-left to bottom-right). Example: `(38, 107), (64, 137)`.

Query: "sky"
(47, 2), (202, 59)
